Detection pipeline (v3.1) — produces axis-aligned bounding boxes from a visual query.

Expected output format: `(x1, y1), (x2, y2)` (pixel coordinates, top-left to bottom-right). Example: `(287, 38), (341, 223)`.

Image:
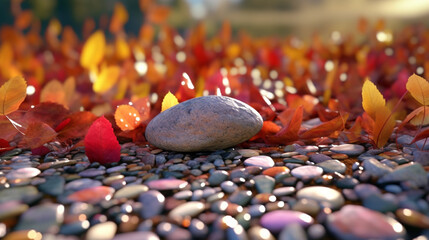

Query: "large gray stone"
(145, 96), (263, 152)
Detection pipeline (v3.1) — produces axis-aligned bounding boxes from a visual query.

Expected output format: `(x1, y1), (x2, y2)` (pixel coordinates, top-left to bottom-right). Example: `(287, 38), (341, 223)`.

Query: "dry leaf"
(161, 91), (179, 112)
(114, 105), (142, 131)
(362, 78), (385, 120)
(80, 30), (105, 69)
(406, 74), (429, 106)
(300, 113), (349, 139)
(93, 65), (121, 94)
(22, 122), (57, 149)
(0, 76), (27, 115)
(373, 106), (396, 148)
(40, 80), (67, 107)
(110, 2), (129, 33)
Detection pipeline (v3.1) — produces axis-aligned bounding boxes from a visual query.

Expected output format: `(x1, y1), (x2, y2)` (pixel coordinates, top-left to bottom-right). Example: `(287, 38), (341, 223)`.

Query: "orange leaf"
(266, 106), (303, 144)
(406, 73), (429, 106)
(147, 5), (170, 24)
(362, 78), (385, 120)
(0, 76), (27, 115)
(109, 2), (129, 33)
(250, 121), (281, 141)
(161, 91), (179, 112)
(373, 106), (396, 148)
(14, 10), (33, 30)
(114, 105), (142, 131)
(131, 97), (151, 122)
(300, 113), (349, 139)
(40, 80), (67, 107)
(410, 127), (429, 144)
(22, 122), (57, 149)
(93, 65), (121, 94)
(340, 116), (363, 143)
(80, 30), (105, 69)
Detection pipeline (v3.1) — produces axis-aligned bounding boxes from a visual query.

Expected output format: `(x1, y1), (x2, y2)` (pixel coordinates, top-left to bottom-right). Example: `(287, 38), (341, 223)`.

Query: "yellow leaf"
(40, 80), (67, 107)
(116, 37), (131, 60)
(93, 65), (121, 94)
(409, 106), (429, 126)
(0, 76), (27, 115)
(362, 78), (385, 120)
(80, 30), (105, 69)
(114, 105), (141, 131)
(406, 74), (429, 106)
(161, 91), (179, 112)
(373, 106), (396, 148)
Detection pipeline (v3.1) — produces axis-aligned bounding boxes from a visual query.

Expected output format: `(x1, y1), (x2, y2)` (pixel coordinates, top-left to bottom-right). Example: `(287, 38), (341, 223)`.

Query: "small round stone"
(291, 166), (323, 179)
(297, 186), (344, 210)
(85, 221), (117, 240)
(6, 167), (41, 180)
(168, 201), (205, 220)
(330, 144), (365, 156)
(244, 156), (275, 169)
(260, 210), (314, 233)
(114, 185), (148, 199)
(316, 160), (346, 174)
(396, 208), (429, 228)
(326, 205), (405, 240)
(146, 179), (188, 191)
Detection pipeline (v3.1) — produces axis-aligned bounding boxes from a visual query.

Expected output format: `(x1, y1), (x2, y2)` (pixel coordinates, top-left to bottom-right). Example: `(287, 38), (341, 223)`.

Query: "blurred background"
(1, 0), (429, 40)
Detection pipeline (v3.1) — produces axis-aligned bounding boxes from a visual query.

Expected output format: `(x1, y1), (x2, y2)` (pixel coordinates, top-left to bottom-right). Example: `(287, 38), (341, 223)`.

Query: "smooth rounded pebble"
(291, 165), (323, 179)
(145, 96), (263, 152)
(112, 231), (160, 240)
(6, 167), (40, 180)
(168, 201), (205, 220)
(330, 144), (364, 156)
(326, 205), (405, 240)
(244, 156), (275, 169)
(297, 186), (345, 210)
(260, 210), (314, 233)
(146, 179), (188, 191)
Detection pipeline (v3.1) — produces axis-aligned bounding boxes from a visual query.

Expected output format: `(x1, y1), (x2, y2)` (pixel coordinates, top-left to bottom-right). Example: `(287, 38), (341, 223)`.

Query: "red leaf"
(300, 113), (349, 139)
(84, 116), (121, 164)
(57, 111), (97, 141)
(265, 106), (304, 144)
(31, 146), (51, 156)
(0, 138), (13, 154)
(25, 102), (69, 129)
(410, 127), (429, 144)
(22, 122), (57, 149)
(54, 118), (71, 132)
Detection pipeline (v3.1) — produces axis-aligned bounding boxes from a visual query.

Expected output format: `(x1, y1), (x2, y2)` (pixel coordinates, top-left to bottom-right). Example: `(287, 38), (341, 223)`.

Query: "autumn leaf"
(300, 113), (349, 139)
(84, 116), (121, 164)
(406, 74), (429, 106)
(25, 102), (70, 129)
(265, 106), (303, 144)
(80, 30), (105, 69)
(362, 78), (385, 120)
(250, 121), (281, 141)
(410, 126), (429, 144)
(114, 105), (142, 131)
(93, 65), (121, 94)
(409, 106), (429, 126)
(146, 5), (170, 24)
(161, 91), (179, 112)
(0, 76), (27, 115)
(373, 106), (396, 148)
(40, 80), (67, 107)
(109, 2), (129, 33)
(57, 111), (97, 141)
(0, 138), (13, 154)
(22, 122), (57, 149)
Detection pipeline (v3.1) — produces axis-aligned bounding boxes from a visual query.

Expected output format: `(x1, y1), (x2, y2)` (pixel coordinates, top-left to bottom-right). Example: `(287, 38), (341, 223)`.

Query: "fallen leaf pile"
(2, 2), (429, 163)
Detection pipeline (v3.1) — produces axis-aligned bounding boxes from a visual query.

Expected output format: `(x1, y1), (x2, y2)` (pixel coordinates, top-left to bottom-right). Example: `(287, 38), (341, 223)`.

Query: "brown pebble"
(331, 154), (348, 160)
(119, 214), (139, 232)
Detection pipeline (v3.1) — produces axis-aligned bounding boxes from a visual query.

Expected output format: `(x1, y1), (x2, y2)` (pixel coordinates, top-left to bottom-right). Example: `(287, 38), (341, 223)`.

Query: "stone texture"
(145, 96), (263, 152)
(326, 205), (405, 240)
